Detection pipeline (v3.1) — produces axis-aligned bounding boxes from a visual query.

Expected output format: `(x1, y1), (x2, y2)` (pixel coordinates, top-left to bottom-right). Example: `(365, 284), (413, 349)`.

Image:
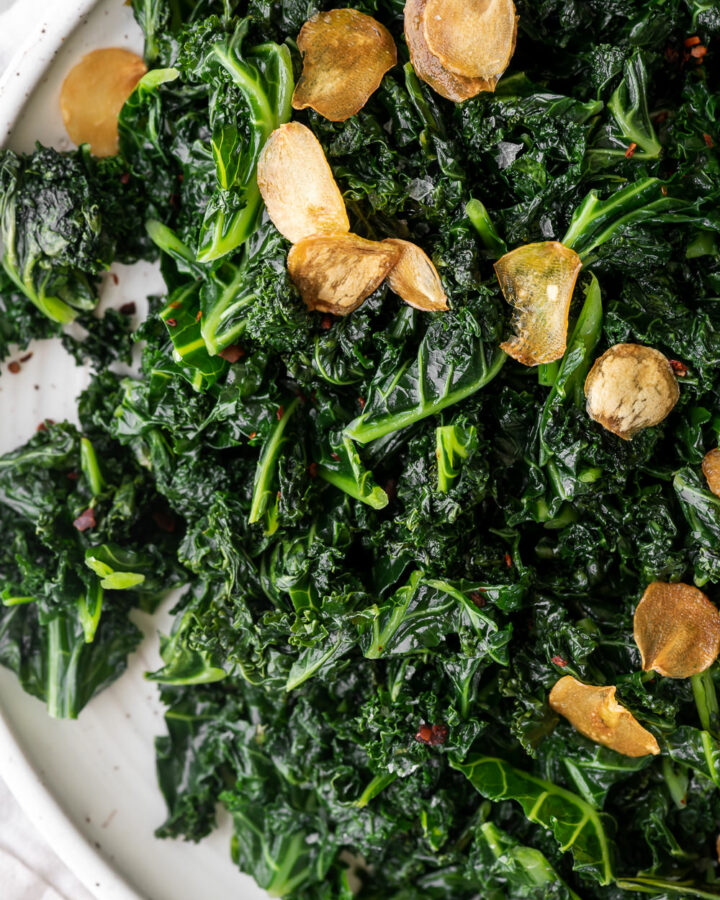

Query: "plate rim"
(0, 3), (146, 897)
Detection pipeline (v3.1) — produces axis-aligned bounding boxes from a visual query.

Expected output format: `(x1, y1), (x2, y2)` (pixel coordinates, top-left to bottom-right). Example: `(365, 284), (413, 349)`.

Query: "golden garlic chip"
(423, 0), (517, 80)
(288, 234), (400, 316)
(384, 239), (448, 312)
(292, 10), (397, 122)
(633, 581), (720, 678)
(495, 241), (582, 366)
(702, 448), (720, 498)
(257, 122), (350, 244)
(549, 676), (660, 758)
(60, 48), (147, 157)
(584, 344), (679, 440)
(404, 0), (497, 102)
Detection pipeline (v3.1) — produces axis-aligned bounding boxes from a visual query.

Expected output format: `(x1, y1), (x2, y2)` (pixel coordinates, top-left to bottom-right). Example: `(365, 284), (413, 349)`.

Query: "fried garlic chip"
(633, 582), (720, 678)
(423, 0), (517, 80)
(60, 48), (147, 157)
(584, 344), (679, 440)
(495, 241), (582, 366)
(288, 234), (400, 316)
(292, 10), (397, 122)
(384, 239), (448, 312)
(404, 0), (498, 102)
(257, 122), (350, 244)
(702, 448), (720, 498)
(549, 676), (660, 758)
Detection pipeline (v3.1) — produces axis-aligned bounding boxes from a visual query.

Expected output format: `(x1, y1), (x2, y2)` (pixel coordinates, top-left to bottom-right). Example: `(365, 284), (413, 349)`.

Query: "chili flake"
(505, 552), (513, 568)
(166, 318), (177, 327)
(551, 655), (568, 667)
(684, 35), (701, 47)
(670, 359), (687, 377)
(358, 396), (366, 410)
(19, 352), (33, 363)
(308, 462), (319, 478)
(625, 142), (638, 159)
(73, 508), (96, 532)
(470, 590), (487, 608)
(7, 361), (20, 374)
(119, 302), (136, 316)
(704, 133), (714, 148)
(321, 315), (333, 330)
(277, 405), (285, 421)
(218, 345), (245, 363)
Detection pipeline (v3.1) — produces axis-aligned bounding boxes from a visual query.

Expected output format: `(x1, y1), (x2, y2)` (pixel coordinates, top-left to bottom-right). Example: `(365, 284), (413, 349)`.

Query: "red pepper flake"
(625, 142), (638, 159)
(551, 655), (568, 667)
(505, 552), (513, 568)
(177, 173), (184, 183)
(73, 508), (96, 532)
(110, 273), (119, 286)
(330, 452), (340, 460)
(119, 302), (136, 316)
(429, 724), (449, 746)
(358, 396), (366, 410)
(7, 361), (20, 374)
(276, 405), (285, 421)
(120, 172), (131, 185)
(195, 310), (202, 322)
(218, 345), (245, 363)
(277, 491), (282, 500)
(665, 45), (680, 63)
(19, 352), (33, 363)
(661, 185), (669, 196)
(670, 359), (688, 376)
(248, 431), (258, 439)
(320, 315), (333, 330)
(684, 35), (701, 47)
(691, 44), (707, 59)
(152, 509), (176, 533)
(168, 300), (182, 309)
(416, 723), (449, 745)
(470, 590), (487, 608)
(308, 462), (319, 479)
(704, 133), (714, 148)
(166, 318), (177, 327)
(66, 471), (79, 481)
(36, 422), (47, 432)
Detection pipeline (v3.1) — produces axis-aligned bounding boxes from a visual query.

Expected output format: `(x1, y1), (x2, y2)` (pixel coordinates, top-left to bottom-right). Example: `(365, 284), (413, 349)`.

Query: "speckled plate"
(0, 3), (264, 899)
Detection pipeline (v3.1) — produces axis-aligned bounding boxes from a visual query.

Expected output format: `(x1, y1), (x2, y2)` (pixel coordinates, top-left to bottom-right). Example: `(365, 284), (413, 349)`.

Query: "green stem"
(249, 397), (301, 525)
(353, 772), (398, 808)
(692, 670), (719, 735)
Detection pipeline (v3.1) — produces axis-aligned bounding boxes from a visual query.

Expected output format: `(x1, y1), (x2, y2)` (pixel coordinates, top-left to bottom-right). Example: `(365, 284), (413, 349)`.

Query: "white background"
(0, 1), (109, 897)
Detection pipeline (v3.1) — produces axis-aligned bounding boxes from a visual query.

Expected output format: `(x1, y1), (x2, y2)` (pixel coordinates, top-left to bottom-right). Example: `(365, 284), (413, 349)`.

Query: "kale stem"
(692, 670), (719, 735)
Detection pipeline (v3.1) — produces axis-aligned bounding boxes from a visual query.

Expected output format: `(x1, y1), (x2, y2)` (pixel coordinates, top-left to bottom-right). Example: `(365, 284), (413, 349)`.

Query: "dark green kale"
(2, 0), (720, 898)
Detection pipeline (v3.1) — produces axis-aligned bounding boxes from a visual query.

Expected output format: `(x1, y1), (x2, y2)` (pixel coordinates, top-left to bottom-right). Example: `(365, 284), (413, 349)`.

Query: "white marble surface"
(0, 5), (104, 898)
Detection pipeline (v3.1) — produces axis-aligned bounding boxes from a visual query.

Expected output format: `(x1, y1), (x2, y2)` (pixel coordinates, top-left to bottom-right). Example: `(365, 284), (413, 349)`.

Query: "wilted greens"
(1, 0), (720, 897)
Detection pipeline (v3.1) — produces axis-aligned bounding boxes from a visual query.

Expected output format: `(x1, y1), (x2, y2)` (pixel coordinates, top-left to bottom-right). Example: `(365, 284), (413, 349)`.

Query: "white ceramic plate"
(0, 3), (267, 899)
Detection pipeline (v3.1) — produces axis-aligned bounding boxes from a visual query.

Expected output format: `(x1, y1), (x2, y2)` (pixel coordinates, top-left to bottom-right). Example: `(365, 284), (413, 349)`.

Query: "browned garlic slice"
(495, 241), (582, 366)
(404, 0), (498, 102)
(633, 581), (720, 678)
(292, 10), (397, 122)
(702, 448), (720, 498)
(60, 48), (147, 157)
(257, 122), (350, 244)
(422, 0), (517, 80)
(288, 234), (400, 315)
(549, 675), (660, 757)
(584, 344), (679, 440)
(383, 239), (448, 311)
